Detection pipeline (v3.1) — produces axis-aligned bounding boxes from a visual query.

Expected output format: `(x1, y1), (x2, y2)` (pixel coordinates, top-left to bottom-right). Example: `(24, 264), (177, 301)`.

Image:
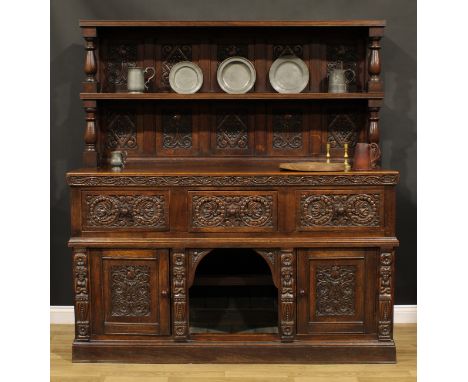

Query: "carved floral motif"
(85, 194), (167, 229)
(216, 114), (248, 149)
(192, 195), (273, 228)
(316, 265), (356, 316)
(327, 113), (359, 149)
(172, 251), (188, 340)
(272, 112), (302, 150)
(110, 265), (151, 317)
(162, 44), (192, 88)
(73, 249), (89, 340)
(280, 250), (295, 341)
(162, 113), (192, 149)
(217, 44), (248, 62)
(105, 111), (137, 150)
(300, 193), (381, 227)
(106, 43), (137, 90)
(273, 44), (303, 59)
(378, 252), (393, 341)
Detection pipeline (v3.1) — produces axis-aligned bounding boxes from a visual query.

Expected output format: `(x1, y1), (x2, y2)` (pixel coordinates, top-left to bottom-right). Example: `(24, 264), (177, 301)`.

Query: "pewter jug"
(127, 66), (155, 93)
(109, 150), (127, 168)
(328, 67), (355, 93)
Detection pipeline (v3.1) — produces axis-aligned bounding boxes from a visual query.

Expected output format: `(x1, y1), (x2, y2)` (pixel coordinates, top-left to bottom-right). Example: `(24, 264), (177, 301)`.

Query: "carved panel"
(217, 44), (248, 62)
(273, 44), (304, 59)
(105, 110), (137, 150)
(299, 192), (381, 228)
(280, 249), (296, 341)
(327, 113), (359, 149)
(110, 265), (151, 317)
(105, 42), (138, 91)
(272, 112), (303, 150)
(161, 44), (192, 89)
(172, 251), (188, 341)
(216, 113), (249, 150)
(73, 248), (90, 341)
(378, 252), (394, 341)
(162, 112), (192, 149)
(189, 192), (277, 232)
(84, 192), (168, 230)
(327, 44), (359, 91)
(316, 265), (356, 316)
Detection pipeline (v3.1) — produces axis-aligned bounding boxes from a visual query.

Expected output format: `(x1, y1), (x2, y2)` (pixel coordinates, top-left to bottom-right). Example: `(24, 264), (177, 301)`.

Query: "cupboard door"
(90, 249), (170, 336)
(297, 249), (376, 334)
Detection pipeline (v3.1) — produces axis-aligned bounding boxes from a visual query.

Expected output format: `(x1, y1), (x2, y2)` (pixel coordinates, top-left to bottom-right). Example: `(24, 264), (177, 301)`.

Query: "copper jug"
(352, 143), (380, 170)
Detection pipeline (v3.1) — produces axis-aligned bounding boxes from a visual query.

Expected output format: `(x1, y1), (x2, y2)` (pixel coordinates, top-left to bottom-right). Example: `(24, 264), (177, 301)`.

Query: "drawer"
(296, 189), (384, 231)
(188, 191), (277, 232)
(82, 190), (169, 231)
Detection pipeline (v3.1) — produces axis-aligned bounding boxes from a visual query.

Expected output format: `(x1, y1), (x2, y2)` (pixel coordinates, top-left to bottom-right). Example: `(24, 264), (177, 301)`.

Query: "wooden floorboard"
(51, 324), (416, 381)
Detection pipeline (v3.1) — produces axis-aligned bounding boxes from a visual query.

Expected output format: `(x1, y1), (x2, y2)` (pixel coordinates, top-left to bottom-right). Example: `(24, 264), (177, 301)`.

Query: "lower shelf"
(73, 340), (396, 363)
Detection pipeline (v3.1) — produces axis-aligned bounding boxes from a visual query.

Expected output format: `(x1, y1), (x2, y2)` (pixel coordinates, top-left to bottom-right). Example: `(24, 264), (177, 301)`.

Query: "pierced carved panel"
(105, 42), (138, 91)
(84, 193), (168, 230)
(272, 112), (303, 150)
(216, 113), (249, 150)
(327, 113), (359, 149)
(162, 112), (192, 149)
(217, 44), (248, 62)
(327, 44), (359, 91)
(161, 44), (192, 89)
(300, 192), (381, 228)
(105, 110), (137, 150)
(273, 44), (304, 59)
(110, 265), (151, 317)
(316, 265), (356, 316)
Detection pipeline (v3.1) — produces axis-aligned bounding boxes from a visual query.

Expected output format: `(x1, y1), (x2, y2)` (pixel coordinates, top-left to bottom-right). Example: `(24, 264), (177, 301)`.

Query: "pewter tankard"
(109, 150), (127, 168)
(127, 66), (155, 93)
(328, 67), (355, 93)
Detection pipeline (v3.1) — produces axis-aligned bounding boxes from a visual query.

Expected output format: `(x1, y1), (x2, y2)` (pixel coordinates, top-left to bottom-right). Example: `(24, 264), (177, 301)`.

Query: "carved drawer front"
(297, 189), (384, 231)
(82, 190), (169, 231)
(297, 249), (377, 334)
(90, 249), (170, 336)
(188, 191), (277, 232)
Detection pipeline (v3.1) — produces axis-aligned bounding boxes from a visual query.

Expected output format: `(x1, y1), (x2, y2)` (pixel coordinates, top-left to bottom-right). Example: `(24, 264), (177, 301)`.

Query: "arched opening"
(189, 248), (278, 334)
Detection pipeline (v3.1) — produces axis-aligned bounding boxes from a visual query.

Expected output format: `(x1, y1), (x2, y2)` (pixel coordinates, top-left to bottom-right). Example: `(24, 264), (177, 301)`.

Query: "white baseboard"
(51, 305), (417, 325)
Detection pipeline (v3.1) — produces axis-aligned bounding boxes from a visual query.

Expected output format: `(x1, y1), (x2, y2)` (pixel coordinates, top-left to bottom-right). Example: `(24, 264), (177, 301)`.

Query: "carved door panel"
(297, 249), (377, 334)
(90, 249), (170, 336)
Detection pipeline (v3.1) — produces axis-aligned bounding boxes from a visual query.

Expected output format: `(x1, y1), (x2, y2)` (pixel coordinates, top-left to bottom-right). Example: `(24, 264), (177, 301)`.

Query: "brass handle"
(299, 289), (306, 296)
(161, 289), (169, 297)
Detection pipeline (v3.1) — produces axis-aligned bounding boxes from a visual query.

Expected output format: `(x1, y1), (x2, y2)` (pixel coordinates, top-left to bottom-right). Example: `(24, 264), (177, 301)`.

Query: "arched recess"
(187, 248), (279, 289)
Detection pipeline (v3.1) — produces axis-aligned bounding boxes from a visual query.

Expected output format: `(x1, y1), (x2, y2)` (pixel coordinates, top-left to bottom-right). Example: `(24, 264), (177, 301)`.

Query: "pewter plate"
(217, 56), (256, 94)
(169, 61), (203, 94)
(269, 55), (309, 93)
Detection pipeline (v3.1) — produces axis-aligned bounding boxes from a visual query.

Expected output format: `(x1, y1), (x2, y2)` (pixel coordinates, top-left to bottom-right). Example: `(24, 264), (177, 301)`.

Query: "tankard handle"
(369, 143), (381, 168)
(344, 68), (356, 84)
(144, 67), (156, 90)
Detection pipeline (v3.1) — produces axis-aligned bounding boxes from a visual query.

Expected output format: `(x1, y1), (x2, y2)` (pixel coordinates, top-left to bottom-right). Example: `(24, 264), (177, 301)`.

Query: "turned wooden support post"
(172, 249), (189, 341)
(367, 28), (383, 92)
(73, 248), (90, 341)
(279, 248), (296, 342)
(82, 27), (98, 92)
(83, 100), (98, 167)
(378, 249), (395, 341)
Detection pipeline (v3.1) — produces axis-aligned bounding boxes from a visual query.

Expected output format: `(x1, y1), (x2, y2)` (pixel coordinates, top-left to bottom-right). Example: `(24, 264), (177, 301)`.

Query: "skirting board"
(51, 305), (417, 325)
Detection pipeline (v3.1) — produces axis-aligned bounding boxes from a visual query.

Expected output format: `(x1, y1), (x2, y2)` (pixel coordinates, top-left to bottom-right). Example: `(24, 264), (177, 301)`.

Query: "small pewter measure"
(127, 66), (156, 93)
(109, 150), (127, 169)
(328, 62), (355, 93)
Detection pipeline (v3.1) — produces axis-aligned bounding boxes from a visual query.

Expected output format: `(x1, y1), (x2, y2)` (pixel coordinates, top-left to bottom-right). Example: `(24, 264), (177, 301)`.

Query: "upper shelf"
(80, 92), (384, 100)
(79, 20), (386, 28)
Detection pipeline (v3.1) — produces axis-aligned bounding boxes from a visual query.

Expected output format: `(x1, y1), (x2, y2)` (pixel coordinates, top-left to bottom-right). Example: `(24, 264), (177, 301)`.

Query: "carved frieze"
(300, 193), (381, 227)
(110, 265), (151, 317)
(73, 248), (90, 340)
(327, 113), (359, 149)
(105, 110), (137, 150)
(280, 249), (296, 341)
(105, 42), (138, 91)
(316, 265), (356, 316)
(161, 44), (192, 89)
(217, 44), (248, 62)
(378, 252), (393, 341)
(172, 251), (188, 340)
(162, 112), (192, 149)
(216, 114), (249, 149)
(191, 194), (274, 229)
(85, 194), (167, 229)
(272, 112), (303, 150)
(273, 44), (303, 59)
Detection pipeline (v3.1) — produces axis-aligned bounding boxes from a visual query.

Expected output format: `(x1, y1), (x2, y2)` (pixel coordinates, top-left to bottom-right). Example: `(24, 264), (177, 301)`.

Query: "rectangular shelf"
(80, 92), (384, 100)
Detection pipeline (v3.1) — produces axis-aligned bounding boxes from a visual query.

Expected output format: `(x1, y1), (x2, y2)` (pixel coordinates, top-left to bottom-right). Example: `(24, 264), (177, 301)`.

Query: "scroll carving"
(273, 44), (303, 59)
(105, 43), (137, 91)
(316, 265), (356, 316)
(189, 249), (212, 270)
(327, 113), (359, 149)
(272, 112), (302, 150)
(217, 44), (248, 62)
(162, 113), (192, 149)
(162, 44), (192, 89)
(105, 110), (137, 150)
(378, 252), (393, 341)
(216, 114), (248, 149)
(73, 248), (90, 341)
(279, 249), (296, 342)
(300, 193), (381, 227)
(85, 194), (167, 229)
(192, 195), (273, 228)
(172, 250), (188, 341)
(110, 265), (151, 317)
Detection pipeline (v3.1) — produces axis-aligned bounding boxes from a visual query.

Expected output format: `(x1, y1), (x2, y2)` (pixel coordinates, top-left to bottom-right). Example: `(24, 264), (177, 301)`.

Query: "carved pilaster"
(82, 28), (98, 92)
(172, 249), (188, 341)
(73, 248), (90, 341)
(279, 249), (296, 342)
(378, 251), (394, 341)
(367, 36), (382, 92)
(83, 100), (97, 167)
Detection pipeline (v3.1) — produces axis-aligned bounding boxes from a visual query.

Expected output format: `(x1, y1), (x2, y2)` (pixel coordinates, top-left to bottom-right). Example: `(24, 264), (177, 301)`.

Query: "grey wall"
(51, 0), (416, 305)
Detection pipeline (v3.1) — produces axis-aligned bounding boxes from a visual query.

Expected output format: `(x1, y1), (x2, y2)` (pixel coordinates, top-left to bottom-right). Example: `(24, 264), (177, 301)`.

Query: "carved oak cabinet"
(68, 20), (398, 363)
